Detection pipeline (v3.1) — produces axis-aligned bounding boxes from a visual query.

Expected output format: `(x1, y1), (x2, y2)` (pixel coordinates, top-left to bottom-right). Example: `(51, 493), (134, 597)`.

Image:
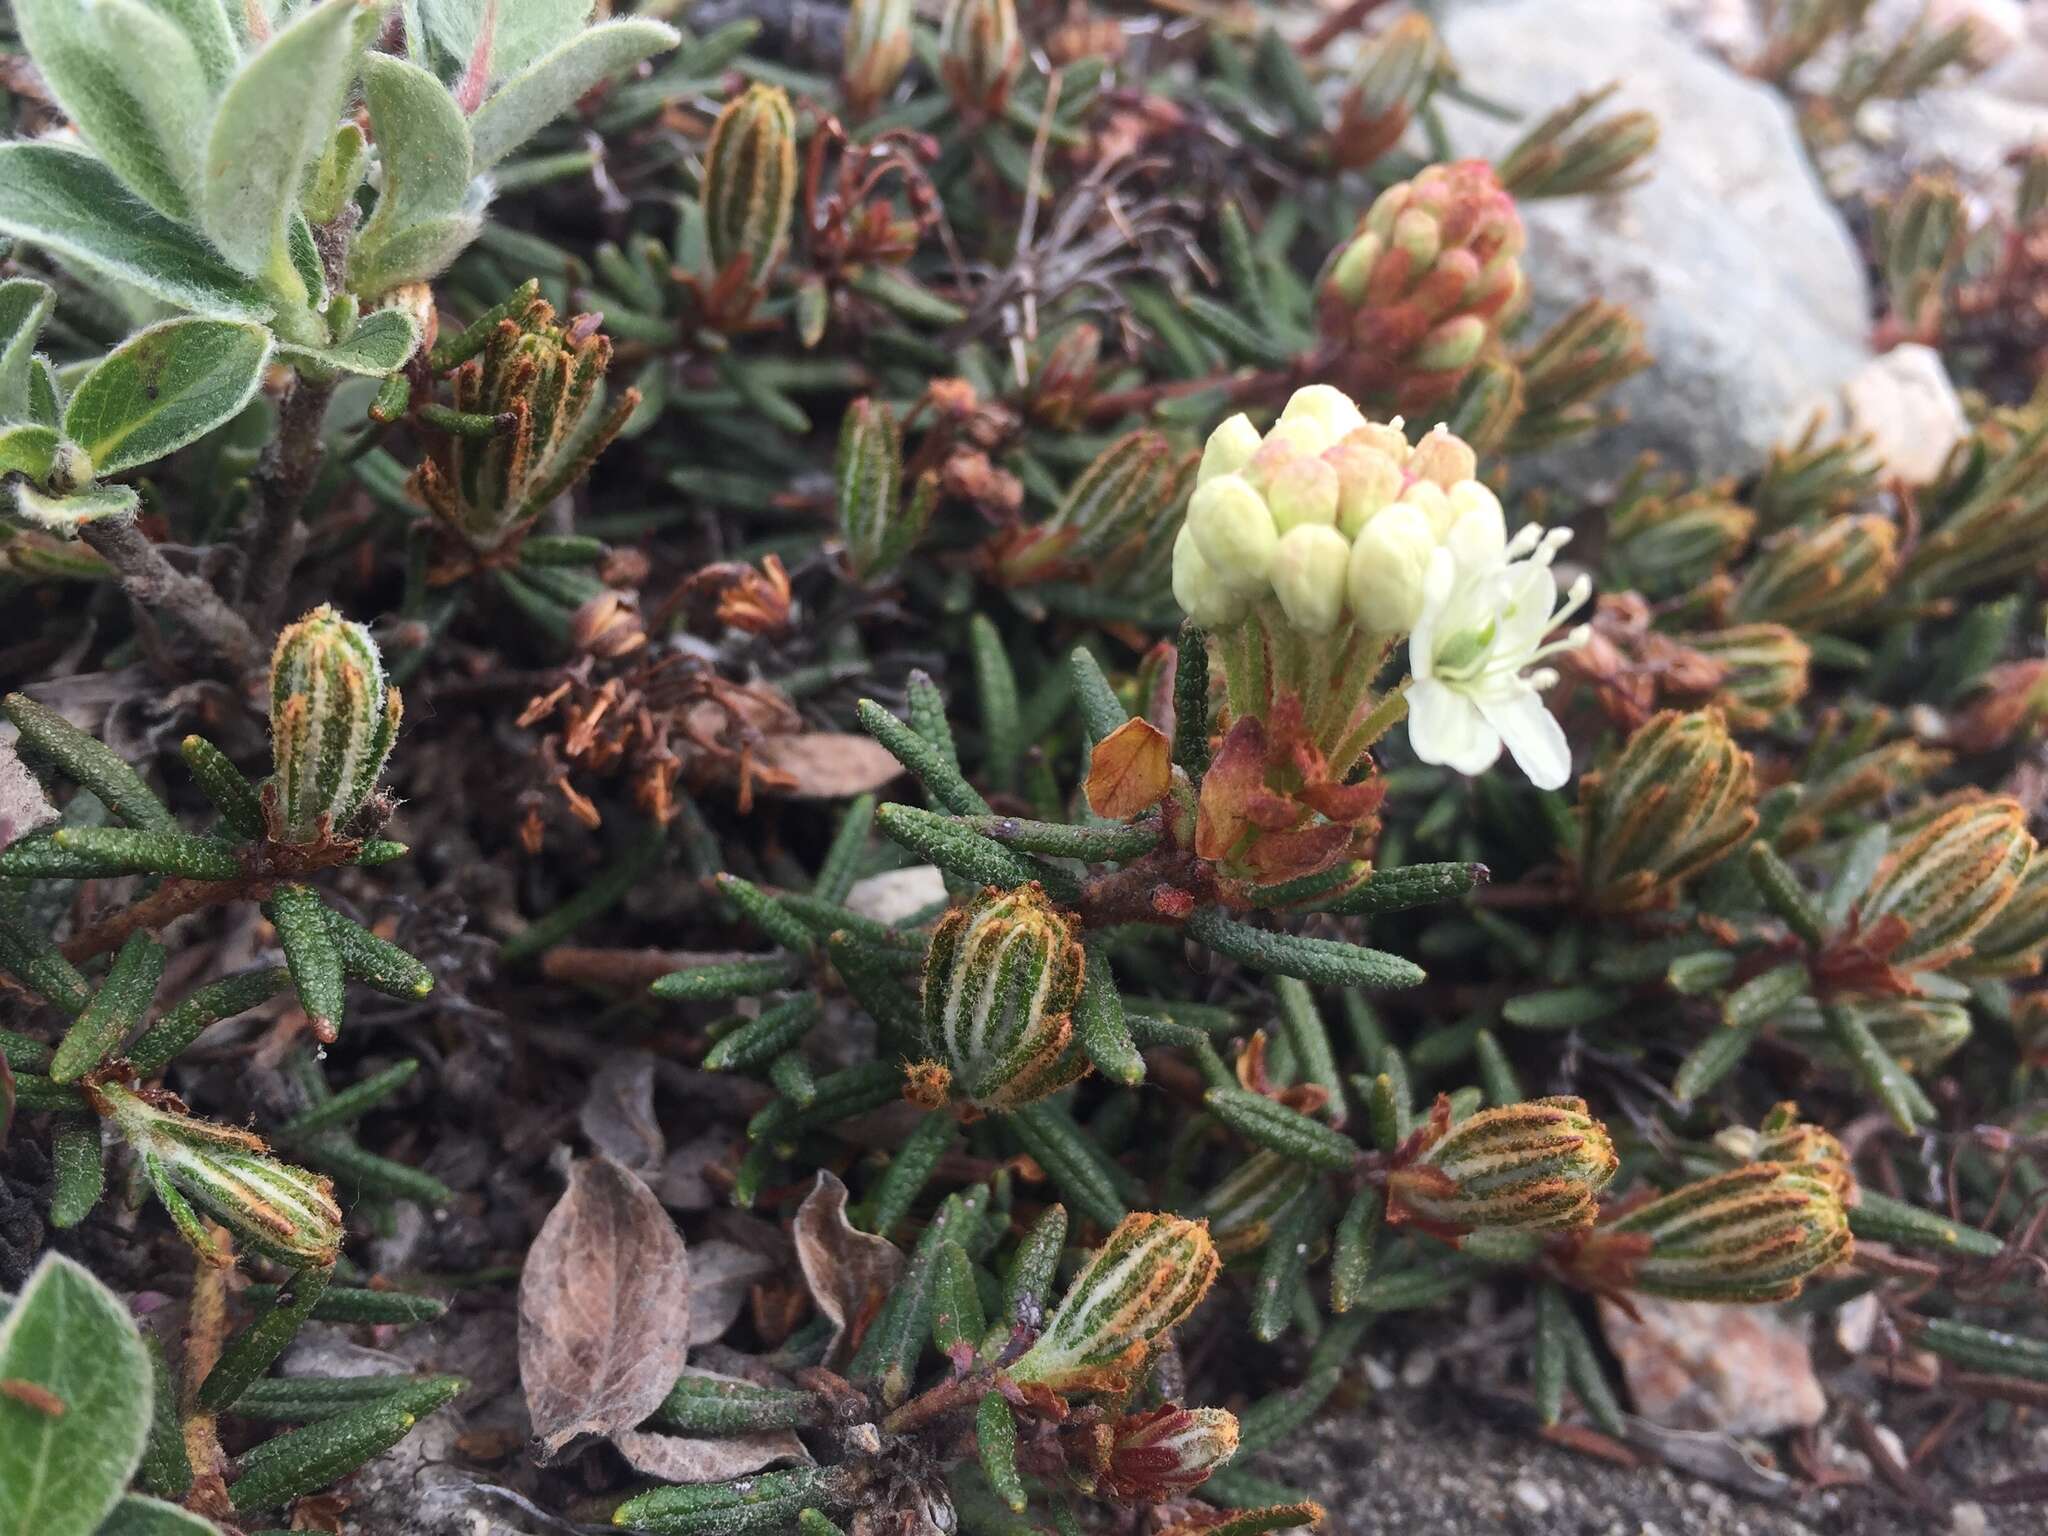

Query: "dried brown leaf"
(793, 1169), (904, 1367)
(0, 739), (55, 852)
(579, 1051), (664, 1178)
(518, 1155), (692, 1458)
(1085, 717), (1171, 819)
(686, 1239), (774, 1346)
(752, 732), (905, 799)
(611, 1427), (809, 1484)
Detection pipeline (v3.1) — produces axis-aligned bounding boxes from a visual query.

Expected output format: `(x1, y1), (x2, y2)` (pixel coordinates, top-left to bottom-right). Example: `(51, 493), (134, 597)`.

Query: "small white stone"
(844, 865), (948, 925)
(1510, 1478), (1553, 1515)
(1950, 1501), (1989, 1536)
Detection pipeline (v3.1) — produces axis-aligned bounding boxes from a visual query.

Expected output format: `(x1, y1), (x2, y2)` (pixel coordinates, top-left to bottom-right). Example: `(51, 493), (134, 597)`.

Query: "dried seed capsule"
(1676, 624), (1811, 730)
(1009, 1212), (1218, 1393)
(841, 0), (914, 116)
(1730, 513), (1899, 632)
(915, 883), (1090, 1113)
(1605, 1165), (1851, 1303)
(703, 83), (798, 291)
(1859, 795), (2036, 970)
(98, 1083), (341, 1269)
(938, 0), (1022, 116)
(1385, 1094), (1617, 1237)
(268, 606), (401, 845)
(1065, 1402), (1241, 1501)
(1577, 709), (1759, 914)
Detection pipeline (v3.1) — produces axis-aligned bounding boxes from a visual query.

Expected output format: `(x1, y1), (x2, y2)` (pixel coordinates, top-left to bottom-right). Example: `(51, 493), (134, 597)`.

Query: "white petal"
(1407, 678), (1502, 776)
(1444, 493), (1507, 572)
(1476, 684), (1572, 790)
(1407, 548), (1459, 679)
(1491, 558), (1559, 660)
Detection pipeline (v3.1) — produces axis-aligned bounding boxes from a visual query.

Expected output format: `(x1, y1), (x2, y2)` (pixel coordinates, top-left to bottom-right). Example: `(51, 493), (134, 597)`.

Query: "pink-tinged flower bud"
(1386, 1095), (1617, 1237)
(1010, 1213), (1218, 1394)
(1187, 474), (1278, 590)
(1326, 439), (1404, 536)
(1066, 1403), (1241, 1501)
(1248, 445), (1340, 532)
(1270, 525), (1351, 636)
(916, 883), (1089, 1113)
(1859, 795), (2036, 970)
(1406, 424), (1478, 487)
(1318, 160), (1525, 412)
(1346, 501), (1436, 633)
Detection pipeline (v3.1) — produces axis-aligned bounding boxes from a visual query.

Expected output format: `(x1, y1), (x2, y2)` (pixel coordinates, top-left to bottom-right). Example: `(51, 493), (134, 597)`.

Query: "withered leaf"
(612, 1425), (810, 1485)
(686, 1239), (774, 1346)
(1085, 716), (1172, 819)
(0, 738), (55, 852)
(793, 1169), (904, 1367)
(579, 1051), (665, 1178)
(518, 1155), (691, 1459)
(752, 732), (905, 799)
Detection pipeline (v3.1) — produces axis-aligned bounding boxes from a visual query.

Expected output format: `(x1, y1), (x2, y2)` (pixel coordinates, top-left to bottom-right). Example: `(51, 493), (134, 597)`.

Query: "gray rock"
(1435, 0), (1873, 490)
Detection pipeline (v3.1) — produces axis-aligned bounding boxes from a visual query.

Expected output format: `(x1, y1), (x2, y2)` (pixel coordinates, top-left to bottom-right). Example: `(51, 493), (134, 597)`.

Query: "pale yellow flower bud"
(1270, 524), (1351, 636)
(1188, 473), (1279, 588)
(1327, 441), (1405, 537)
(1347, 501), (1437, 633)
(1197, 413), (1262, 486)
(1173, 525), (1251, 628)
(1278, 383), (1368, 443)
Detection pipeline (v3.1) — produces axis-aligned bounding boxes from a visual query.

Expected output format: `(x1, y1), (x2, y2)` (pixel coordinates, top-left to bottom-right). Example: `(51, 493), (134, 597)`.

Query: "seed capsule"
(916, 883), (1090, 1112)
(268, 606), (401, 845)
(1604, 1164), (1851, 1304)
(1386, 1095), (1618, 1236)
(1010, 1212), (1219, 1393)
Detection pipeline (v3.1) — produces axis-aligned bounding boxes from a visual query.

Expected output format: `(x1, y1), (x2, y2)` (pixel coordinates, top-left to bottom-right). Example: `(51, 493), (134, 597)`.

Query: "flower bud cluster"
(1386, 1095), (1618, 1238)
(1600, 1164), (1852, 1304)
(1858, 794), (2037, 971)
(1577, 709), (1759, 914)
(1010, 1212), (1218, 1394)
(268, 605), (401, 846)
(1318, 160), (1526, 411)
(1171, 385), (1493, 638)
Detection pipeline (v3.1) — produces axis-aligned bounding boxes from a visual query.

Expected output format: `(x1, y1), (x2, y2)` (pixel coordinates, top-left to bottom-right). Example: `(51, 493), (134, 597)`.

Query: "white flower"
(1405, 514), (1591, 790)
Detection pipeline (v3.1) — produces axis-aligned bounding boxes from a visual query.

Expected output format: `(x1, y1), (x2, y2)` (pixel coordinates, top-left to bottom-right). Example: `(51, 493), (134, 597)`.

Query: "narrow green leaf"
(1500, 986), (1621, 1031)
(1822, 1001), (1927, 1132)
(140, 1334), (192, 1497)
(227, 1387), (454, 1511)
(1067, 646), (1127, 746)
(1329, 1184), (1382, 1313)
(857, 699), (989, 817)
(319, 909), (435, 1000)
(649, 1372), (830, 1435)
(48, 1116), (104, 1228)
(236, 1284), (445, 1326)
(1322, 861), (1488, 917)
(967, 814), (1159, 861)
(179, 735), (264, 839)
(50, 931), (164, 1082)
(704, 994), (821, 1073)
(269, 883), (345, 1040)
(0, 826), (243, 880)
(862, 1111), (958, 1239)
(0, 278), (56, 421)
(1186, 909), (1425, 990)
(1074, 945), (1144, 1085)
(5, 692), (177, 833)
(277, 1061), (420, 1139)
(226, 1372), (465, 1422)
(127, 967), (292, 1076)
(612, 1466), (839, 1535)
(1205, 1086), (1358, 1170)
(199, 1266), (334, 1412)
(1532, 1283), (1567, 1427)
(970, 615), (1022, 791)
(651, 955), (801, 1002)
(1006, 1104), (1128, 1230)
(930, 1240), (985, 1353)
(977, 1391), (1027, 1512)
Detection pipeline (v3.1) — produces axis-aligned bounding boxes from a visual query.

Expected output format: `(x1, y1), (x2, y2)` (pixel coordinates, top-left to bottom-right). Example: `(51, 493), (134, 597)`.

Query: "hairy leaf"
(469, 19), (681, 170)
(63, 318), (271, 476)
(0, 1254), (152, 1536)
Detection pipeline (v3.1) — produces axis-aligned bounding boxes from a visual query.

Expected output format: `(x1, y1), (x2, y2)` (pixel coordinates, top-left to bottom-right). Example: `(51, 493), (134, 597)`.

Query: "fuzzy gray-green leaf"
(64, 319), (272, 476)
(469, 19), (681, 171)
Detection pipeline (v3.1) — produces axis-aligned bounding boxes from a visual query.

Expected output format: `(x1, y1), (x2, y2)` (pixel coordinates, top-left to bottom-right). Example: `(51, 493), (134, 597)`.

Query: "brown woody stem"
(239, 373), (340, 632)
(78, 519), (265, 683)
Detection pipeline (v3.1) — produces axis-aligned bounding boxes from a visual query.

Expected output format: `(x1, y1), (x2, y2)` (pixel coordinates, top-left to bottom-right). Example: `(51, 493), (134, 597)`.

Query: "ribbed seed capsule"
(841, 0), (914, 116)
(1677, 624), (1811, 730)
(1387, 1095), (1617, 1236)
(268, 606), (401, 845)
(1771, 993), (1973, 1073)
(1065, 1403), (1241, 1501)
(1859, 795), (2037, 969)
(1953, 846), (2048, 979)
(837, 398), (931, 581)
(98, 1083), (341, 1269)
(1577, 709), (1759, 914)
(1715, 1101), (1854, 1200)
(914, 883), (1090, 1113)
(938, 0), (1022, 116)
(1605, 1165), (1851, 1303)
(703, 84), (798, 290)
(1010, 1212), (1218, 1393)
(1730, 513), (1899, 631)
(1194, 1149), (1313, 1258)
